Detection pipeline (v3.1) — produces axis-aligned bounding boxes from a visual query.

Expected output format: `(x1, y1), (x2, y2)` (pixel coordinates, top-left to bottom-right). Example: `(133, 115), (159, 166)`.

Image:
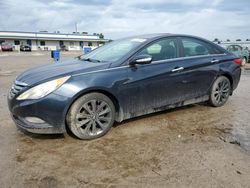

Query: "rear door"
(177, 37), (225, 98)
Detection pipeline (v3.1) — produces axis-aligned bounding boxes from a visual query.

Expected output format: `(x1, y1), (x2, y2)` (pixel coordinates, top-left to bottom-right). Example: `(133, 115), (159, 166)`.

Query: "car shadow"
(17, 102), (207, 140)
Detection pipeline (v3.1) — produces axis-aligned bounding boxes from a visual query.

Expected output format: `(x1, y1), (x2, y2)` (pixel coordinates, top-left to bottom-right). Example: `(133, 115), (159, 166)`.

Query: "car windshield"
(80, 38), (147, 62)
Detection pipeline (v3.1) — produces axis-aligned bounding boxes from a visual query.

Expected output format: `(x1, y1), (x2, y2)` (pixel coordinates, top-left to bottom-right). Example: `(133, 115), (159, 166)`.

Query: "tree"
(246, 39), (250, 41)
(236, 39), (241, 42)
(213, 38), (219, 42)
(226, 39), (230, 42)
(99, 33), (104, 39)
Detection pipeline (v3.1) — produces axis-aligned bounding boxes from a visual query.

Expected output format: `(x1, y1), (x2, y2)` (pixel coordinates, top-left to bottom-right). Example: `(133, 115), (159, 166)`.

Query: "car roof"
(119, 33), (171, 40)
(121, 33), (211, 42)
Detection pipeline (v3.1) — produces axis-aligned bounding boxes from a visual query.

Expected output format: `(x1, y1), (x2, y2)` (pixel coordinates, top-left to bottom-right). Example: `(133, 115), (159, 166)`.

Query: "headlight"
(16, 76), (70, 100)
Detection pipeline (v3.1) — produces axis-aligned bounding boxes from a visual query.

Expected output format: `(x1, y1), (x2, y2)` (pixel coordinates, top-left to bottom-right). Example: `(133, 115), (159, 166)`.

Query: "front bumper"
(8, 92), (72, 134)
(11, 114), (62, 134)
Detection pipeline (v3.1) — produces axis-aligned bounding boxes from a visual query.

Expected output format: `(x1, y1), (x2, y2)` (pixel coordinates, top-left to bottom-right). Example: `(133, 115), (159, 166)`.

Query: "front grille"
(9, 81), (28, 98)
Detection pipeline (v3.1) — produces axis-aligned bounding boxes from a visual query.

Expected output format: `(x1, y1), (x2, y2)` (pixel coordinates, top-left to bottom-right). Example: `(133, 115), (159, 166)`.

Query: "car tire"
(66, 92), (115, 140)
(208, 76), (231, 107)
(241, 57), (247, 66)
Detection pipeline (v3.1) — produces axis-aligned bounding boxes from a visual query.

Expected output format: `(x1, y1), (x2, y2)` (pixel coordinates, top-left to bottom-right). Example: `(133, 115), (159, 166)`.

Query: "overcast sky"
(0, 0), (249, 40)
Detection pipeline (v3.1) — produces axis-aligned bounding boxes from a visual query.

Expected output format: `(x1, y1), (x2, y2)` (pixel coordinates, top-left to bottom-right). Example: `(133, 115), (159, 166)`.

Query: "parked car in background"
(8, 34), (241, 140)
(60, 45), (68, 51)
(20, 44), (32, 51)
(226, 45), (249, 65)
(1, 43), (14, 51)
(245, 47), (250, 62)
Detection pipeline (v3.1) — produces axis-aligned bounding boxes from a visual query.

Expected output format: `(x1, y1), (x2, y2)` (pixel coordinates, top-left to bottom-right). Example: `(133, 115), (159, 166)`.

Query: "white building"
(0, 31), (108, 51)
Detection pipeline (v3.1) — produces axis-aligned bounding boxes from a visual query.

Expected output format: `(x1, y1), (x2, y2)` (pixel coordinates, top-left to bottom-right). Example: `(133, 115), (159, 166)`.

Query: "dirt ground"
(0, 51), (250, 188)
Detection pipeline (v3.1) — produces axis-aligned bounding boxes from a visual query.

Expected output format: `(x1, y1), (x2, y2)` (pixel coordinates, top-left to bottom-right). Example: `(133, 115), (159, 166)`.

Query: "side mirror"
(129, 54), (152, 66)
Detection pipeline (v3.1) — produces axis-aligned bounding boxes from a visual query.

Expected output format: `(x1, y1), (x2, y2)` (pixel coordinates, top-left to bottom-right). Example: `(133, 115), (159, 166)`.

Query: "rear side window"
(181, 38), (222, 57)
(137, 38), (178, 62)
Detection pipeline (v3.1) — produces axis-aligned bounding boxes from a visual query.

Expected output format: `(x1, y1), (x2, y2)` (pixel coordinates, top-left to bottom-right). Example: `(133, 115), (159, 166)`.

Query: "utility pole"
(75, 22), (78, 33)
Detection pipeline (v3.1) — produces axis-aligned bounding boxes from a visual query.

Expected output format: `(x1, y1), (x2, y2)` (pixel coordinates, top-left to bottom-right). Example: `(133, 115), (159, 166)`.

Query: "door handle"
(210, 59), (219, 64)
(171, 67), (184, 72)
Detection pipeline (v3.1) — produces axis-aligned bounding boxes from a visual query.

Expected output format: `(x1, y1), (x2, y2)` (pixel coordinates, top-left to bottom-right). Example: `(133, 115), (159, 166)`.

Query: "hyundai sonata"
(8, 34), (241, 139)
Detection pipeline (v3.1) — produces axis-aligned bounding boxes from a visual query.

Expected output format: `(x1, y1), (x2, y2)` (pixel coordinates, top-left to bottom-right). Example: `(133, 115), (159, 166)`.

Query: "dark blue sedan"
(8, 34), (241, 139)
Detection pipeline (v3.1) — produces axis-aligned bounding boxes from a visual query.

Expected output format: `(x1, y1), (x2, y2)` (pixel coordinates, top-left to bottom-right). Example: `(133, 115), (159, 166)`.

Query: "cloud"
(0, 0), (249, 41)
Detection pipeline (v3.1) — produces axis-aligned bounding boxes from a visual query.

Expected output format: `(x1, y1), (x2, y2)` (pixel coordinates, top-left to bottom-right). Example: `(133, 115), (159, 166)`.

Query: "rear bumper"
(232, 66), (241, 90)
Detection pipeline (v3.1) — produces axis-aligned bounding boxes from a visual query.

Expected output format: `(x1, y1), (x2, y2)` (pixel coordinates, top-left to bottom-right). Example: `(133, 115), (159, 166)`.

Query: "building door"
(79, 41), (84, 48)
(59, 40), (64, 47)
(27, 40), (32, 46)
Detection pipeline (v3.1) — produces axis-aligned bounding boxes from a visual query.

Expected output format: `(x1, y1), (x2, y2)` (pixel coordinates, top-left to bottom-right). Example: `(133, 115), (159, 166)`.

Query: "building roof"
(0, 31), (108, 42)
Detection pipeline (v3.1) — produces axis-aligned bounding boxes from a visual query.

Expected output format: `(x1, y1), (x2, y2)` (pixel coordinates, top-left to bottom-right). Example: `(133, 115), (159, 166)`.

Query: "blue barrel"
(51, 50), (60, 61)
(84, 47), (91, 54)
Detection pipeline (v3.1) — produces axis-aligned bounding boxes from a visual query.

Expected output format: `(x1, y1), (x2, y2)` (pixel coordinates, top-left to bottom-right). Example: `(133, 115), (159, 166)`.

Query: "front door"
(121, 37), (186, 116)
(59, 40), (64, 47)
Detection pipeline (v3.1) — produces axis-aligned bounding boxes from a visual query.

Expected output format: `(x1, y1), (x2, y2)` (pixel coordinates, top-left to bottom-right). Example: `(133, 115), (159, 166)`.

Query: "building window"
(40, 41), (45, 46)
(14, 40), (20, 45)
(88, 42), (92, 47)
(0, 40), (5, 45)
(70, 42), (74, 47)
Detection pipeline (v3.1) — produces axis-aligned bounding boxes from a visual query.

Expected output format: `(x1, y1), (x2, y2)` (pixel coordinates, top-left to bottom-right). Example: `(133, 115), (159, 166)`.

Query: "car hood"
(16, 59), (111, 86)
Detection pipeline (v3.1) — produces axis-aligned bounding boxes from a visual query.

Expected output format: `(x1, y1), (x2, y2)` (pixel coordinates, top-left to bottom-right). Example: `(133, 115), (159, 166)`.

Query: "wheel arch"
(220, 73), (233, 86)
(218, 73), (233, 95)
(243, 56), (248, 62)
(64, 88), (124, 128)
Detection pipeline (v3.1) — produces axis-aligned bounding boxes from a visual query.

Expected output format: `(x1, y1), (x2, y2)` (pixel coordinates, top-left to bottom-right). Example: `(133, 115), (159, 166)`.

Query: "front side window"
(227, 45), (234, 52)
(227, 45), (242, 52)
(181, 38), (211, 57)
(137, 38), (178, 61)
(234, 45), (242, 51)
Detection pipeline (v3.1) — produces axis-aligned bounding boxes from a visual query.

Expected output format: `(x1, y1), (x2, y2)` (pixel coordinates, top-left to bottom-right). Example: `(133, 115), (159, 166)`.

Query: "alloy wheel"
(213, 79), (230, 105)
(75, 99), (112, 136)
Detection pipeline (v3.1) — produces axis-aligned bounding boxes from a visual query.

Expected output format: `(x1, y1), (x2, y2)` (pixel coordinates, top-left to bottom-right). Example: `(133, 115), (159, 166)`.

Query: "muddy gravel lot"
(0, 52), (250, 188)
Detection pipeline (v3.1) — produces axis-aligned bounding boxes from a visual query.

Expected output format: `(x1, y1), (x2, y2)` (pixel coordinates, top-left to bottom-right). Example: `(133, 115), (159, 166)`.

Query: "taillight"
(233, 58), (242, 65)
